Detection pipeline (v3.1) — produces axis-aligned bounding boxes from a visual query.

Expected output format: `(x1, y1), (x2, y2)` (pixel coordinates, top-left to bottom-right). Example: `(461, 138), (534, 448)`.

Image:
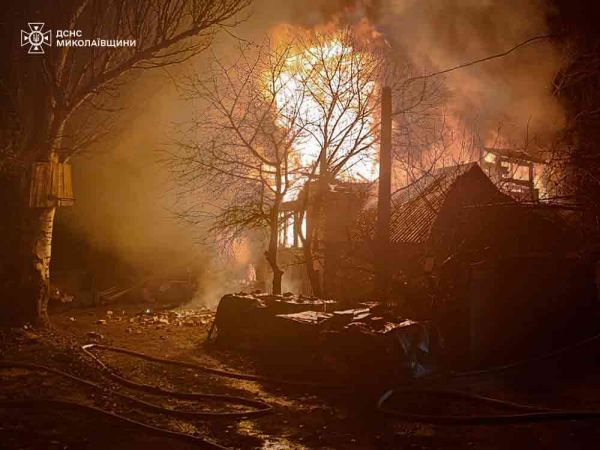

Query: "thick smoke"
(55, 0), (565, 307)
(380, 0), (564, 147)
(54, 71), (212, 298)
(249, 0), (565, 148)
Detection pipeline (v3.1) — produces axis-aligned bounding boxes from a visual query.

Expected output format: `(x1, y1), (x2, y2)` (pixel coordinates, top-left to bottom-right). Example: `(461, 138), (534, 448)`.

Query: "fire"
(267, 27), (380, 196)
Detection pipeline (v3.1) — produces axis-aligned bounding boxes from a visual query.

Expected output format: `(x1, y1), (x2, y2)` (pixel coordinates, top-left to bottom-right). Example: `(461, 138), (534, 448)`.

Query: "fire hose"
(0, 356), (272, 419)
(376, 386), (600, 424)
(0, 342), (346, 448)
(54, 341), (600, 425)
(0, 398), (227, 449)
(377, 330), (600, 422)
(4, 333), (600, 449)
(449, 330), (600, 378)
(82, 343), (345, 388)
(0, 343), (275, 450)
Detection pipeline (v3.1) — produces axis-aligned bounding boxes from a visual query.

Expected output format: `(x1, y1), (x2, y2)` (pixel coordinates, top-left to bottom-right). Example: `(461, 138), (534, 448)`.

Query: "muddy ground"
(2, 300), (600, 449)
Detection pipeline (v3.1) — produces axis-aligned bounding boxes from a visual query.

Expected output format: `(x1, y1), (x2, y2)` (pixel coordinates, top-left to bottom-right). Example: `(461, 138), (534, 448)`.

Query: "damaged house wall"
(277, 181), (372, 299)
(277, 162), (598, 367)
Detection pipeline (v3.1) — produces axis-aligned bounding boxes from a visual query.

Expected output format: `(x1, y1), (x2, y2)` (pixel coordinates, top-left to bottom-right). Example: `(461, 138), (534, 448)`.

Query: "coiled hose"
(0, 343), (280, 450)
(0, 341), (350, 448)
(4, 332), (600, 449)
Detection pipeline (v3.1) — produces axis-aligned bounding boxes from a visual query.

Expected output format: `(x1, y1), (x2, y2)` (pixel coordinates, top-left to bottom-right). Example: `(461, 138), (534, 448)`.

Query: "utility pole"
(376, 86), (392, 299)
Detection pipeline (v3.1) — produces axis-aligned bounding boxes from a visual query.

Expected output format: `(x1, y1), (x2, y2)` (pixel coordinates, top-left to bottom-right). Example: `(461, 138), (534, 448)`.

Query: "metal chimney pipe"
(376, 86), (392, 298)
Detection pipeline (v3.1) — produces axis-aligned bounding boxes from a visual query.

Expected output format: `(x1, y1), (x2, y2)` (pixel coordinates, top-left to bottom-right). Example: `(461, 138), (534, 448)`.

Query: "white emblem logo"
(21, 23), (52, 54)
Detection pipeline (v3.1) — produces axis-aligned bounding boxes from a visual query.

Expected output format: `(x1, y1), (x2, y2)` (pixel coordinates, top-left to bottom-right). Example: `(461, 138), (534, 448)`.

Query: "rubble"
(131, 308), (214, 328)
(212, 293), (436, 379)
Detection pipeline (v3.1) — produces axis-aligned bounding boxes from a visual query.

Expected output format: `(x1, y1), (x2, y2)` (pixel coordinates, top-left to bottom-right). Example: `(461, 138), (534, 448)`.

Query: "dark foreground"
(2, 302), (600, 449)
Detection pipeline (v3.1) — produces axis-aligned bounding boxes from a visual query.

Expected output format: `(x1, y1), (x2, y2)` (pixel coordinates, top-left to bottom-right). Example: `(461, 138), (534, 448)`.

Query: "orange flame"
(265, 25), (381, 197)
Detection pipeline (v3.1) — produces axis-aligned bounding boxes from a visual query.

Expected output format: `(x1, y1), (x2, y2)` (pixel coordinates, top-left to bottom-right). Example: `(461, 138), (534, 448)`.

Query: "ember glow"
(269, 30), (380, 193)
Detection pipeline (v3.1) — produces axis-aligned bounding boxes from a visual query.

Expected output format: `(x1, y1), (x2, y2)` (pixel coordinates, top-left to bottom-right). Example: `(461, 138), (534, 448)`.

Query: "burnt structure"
(392, 163), (596, 366)
(277, 180), (371, 298)
(480, 146), (545, 201)
(275, 162), (597, 366)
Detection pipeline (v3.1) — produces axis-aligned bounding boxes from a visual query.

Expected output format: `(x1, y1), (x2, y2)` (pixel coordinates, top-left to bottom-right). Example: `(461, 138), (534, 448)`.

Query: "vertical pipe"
(376, 86), (392, 298)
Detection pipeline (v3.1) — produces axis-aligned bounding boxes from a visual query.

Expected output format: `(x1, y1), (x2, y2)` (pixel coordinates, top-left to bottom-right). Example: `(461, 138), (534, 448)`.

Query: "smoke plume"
(54, 0), (565, 307)
(247, 0), (565, 148)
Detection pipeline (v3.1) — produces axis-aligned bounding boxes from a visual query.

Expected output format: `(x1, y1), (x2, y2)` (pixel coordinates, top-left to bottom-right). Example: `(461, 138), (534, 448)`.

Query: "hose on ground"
(0, 343), (279, 450)
(0, 398), (227, 449)
(84, 343), (600, 425)
(377, 386), (600, 424)
(0, 341), (348, 449)
(82, 343), (346, 388)
(450, 331), (600, 378)
(375, 331), (600, 423)
(0, 359), (272, 419)
(4, 327), (600, 450)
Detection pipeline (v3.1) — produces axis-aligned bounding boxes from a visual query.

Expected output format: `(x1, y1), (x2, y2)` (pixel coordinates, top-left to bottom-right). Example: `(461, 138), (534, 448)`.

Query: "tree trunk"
(303, 234), (322, 298)
(4, 135), (62, 326)
(0, 163), (57, 327)
(266, 236), (283, 295)
(304, 164), (330, 298)
(16, 205), (56, 326)
(12, 111), (67, 326)
(266, 199), (283, 295)
(272, 264), (283, 295)
(298, 182), (323, 298)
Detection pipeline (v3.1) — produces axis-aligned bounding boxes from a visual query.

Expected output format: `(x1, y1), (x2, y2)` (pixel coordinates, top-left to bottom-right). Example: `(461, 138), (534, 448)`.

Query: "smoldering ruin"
(3, 1), (600, 449)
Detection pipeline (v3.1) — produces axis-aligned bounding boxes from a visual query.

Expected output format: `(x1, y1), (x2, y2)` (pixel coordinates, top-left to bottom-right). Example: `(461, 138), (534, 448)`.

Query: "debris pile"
(87, 308), (215, 335)
(212, 293), (436, 379)
(131, 308), (214, 328)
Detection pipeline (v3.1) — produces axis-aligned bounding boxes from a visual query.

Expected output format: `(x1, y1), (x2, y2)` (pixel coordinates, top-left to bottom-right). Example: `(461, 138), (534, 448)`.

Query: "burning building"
(480, 146), (547, 201)
(277, 178), (372, 297)
(207, 24), (597, 366)
(273, 156), (597, 366)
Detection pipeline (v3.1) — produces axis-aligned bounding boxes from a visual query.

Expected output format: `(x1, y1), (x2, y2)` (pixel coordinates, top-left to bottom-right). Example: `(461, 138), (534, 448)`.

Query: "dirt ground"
(2, 300), (600, 449)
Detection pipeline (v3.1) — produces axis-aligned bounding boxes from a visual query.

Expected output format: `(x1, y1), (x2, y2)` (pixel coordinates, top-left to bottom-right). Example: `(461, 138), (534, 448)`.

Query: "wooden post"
(376, 86), (392, 298)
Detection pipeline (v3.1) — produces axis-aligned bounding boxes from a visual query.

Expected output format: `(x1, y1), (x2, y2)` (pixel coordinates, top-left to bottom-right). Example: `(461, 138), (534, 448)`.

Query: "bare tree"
(169, 28), (384, 296)
(284, 28), (383, 297)
(168, 39), (308, 294)
(1, 0), (250, 325)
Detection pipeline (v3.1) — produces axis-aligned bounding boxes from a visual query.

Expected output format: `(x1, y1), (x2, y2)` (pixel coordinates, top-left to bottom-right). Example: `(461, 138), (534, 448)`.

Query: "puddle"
(237, 420), (306, 449)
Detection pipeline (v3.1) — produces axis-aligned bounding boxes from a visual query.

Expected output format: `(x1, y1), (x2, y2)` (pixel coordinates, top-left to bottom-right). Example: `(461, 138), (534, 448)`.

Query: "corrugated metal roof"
(389, 163), (477, 244)
(348, 163), (494, 244)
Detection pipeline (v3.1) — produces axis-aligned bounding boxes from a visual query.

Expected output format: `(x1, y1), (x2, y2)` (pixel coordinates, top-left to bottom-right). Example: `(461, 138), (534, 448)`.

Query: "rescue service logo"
(20, 23), (52, 54)
(19, 24), (136, 54)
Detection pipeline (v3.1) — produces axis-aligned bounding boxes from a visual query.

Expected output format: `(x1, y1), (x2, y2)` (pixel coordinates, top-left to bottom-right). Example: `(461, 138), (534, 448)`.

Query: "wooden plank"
(57, 163), (74, 207)
(29, 162), (52, 208)
(28, 162), (75, 208)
